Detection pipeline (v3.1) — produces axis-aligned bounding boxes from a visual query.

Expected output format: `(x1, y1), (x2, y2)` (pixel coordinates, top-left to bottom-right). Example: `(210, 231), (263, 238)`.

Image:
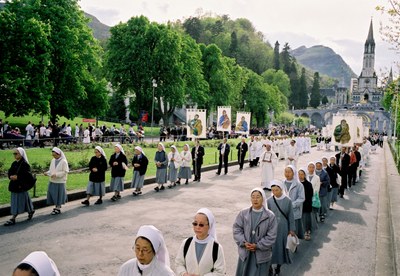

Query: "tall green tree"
(309, 72), (321, 108)
(280, 43), (292, 75)
(182, 17), (203, 42)
(298, 67), (308, 109)
(288, 61), (299, 109)
(273, 41), (280, 70)
(261, 69), (291, 98)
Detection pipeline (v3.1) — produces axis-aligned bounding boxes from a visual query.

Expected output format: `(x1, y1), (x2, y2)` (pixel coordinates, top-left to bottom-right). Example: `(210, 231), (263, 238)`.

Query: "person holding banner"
(216, 138), (230, 175)
(191, 139), (205, 182)
(236, 137), (248, 171)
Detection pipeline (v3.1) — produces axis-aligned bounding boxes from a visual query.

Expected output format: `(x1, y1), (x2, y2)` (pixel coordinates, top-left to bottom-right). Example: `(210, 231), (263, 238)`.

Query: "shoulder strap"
(183, 237), (193, 259)
(211, 241), (219, 272)
(273, 196), (289, 221)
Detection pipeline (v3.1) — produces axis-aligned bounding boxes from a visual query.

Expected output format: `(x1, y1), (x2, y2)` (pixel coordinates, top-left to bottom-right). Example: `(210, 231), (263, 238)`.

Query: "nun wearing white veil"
(82, 146), (108, 206)
(118, 225), (174, 276)
(176, 208), (226, 276)
(13, 251), (60, 276)
(167, 145), (181, 188)
(267, 180), (296, 275)
(131, 146), (148, 196)
(177, 144), (192, 185)
(4, 147), (35, 226)
(154, 143), (168, 192)
(233, 188), (278, 276)
(45, 147), (69, 215)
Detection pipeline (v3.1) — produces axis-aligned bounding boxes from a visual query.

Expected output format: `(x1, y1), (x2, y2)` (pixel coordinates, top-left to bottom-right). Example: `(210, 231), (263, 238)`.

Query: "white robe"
(248, 140), (257, 161)
(118, 258), (175, 276)
(260, 150), (278, 189)
(286, 145), (298, 168)
(83, 129), (91, 144)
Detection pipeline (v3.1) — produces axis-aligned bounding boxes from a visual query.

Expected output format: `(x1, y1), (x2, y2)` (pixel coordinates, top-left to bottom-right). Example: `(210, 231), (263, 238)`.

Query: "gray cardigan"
(233, 207), (278, 264)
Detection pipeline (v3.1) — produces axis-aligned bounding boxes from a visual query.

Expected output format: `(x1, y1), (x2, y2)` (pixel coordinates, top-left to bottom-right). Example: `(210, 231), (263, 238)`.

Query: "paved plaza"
(0, 143), (396, 275)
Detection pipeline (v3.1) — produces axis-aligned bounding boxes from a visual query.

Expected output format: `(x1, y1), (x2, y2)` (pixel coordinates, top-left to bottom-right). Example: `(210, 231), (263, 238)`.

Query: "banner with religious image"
(330, 114), (358, 146)
(217, 106), (231, 132)
(186, 109), (206, 139)
(235, 111), (251, 135)
(355, 117), (364, 143)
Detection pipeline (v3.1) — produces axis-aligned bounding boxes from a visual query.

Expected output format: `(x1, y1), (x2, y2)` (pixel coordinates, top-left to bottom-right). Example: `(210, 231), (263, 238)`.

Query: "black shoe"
(185, 180), (189, 185)
(176, 180), (181, 185)
(154, 187), (160, 192)
(340, 194), (344, 198)
(116, 194), (121, 199)
(168, 184), (173, 188)
(197, 179), (200, 182)
(4, 218), (16, 226)
(193, 178), (198, 181)
(27, 211), (35, 220)
(160, 185), (165, 190)
(111, 195), (118, 201)
(94, 199), (102, 205)
(216, 172), (220, 175)
(81, 200), (90, 206)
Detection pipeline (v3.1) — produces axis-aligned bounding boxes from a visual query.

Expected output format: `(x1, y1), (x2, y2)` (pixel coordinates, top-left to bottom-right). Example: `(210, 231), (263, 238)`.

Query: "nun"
(118, 225), (175, 276)
(109, 144), (128, 201)
(176, 208), (226, 276)
(131, 146), (149, 196)
(154, 143), (168, 192)
(167, 145), (181, 188)
(298, 168), (315, 241)
(4, 147), (35, 226)
(283, 165), (305, 239)
(177, 144), (192, 185)
(233, 188), (278, 276)
(13, 251), (60, 276)
(267, 180), (296, 275)
(45, 147), (69, 215)
(82, 146), (108, 206)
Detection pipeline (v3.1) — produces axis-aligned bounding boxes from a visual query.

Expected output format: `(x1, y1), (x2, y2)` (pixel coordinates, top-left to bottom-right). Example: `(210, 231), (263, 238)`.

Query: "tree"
(273, 41), (280, 70)
(280, 43), (292, 75)
(0, 0), (52, 117)
(288, 61), (299, 109)
(182, 17), (203, 42)
(321, 95), (329, 105)
(298, 68), (308, 109)
(309, 72), (321, 108)
(261, 69), (291, 98)
(229, 31), (238, 59)
(377, 1), (400, 51)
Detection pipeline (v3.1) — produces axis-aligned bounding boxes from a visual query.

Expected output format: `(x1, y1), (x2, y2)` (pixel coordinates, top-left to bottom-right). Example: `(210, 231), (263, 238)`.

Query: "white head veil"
(184, 144), (191, 152)
(158, 143), (165, 151)
(196, 207), (218, 241)
(115, 143), (125, 155)
(307, 161), (316, 176)
(52, 147), (66, 160)
(170, 145), (179, 155)
(95, 146), (106, 159)
(18, 251), (60, 276)
(285, 164), (300, 183)
(136, 225), (170, 268)
(16, 147), (29, 164)
(251, 187), (268, 210)
(270, 179), (288, 196)
(135, 146), (145, 156)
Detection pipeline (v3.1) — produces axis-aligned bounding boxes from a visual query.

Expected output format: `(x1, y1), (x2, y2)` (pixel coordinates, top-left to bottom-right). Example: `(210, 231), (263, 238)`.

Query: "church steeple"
(361, 19), (375, 77)
(364, 19), (375, 54)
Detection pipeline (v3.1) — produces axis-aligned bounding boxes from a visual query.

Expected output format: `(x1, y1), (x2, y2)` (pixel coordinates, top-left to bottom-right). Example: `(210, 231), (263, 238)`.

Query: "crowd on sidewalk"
(5, 132), (375, 275)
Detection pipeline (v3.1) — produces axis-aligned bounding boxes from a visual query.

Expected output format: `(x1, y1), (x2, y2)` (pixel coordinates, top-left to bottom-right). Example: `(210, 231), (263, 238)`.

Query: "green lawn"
(0, 140), (241, 205)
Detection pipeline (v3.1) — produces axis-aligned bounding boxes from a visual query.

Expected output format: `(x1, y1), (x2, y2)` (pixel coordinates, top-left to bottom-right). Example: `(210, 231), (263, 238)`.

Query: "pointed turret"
(366, 20), (375, 45)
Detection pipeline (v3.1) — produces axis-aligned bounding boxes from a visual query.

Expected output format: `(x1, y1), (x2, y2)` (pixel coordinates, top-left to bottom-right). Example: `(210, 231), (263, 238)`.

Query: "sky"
(79, 0), (399, 80)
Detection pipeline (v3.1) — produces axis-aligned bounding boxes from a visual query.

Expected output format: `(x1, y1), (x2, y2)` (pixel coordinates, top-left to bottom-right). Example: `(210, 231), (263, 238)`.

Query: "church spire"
(366, 19), (375, 45)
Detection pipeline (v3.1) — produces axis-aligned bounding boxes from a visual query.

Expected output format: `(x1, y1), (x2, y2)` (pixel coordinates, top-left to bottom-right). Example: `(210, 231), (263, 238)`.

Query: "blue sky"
(80, 0), (398, 80)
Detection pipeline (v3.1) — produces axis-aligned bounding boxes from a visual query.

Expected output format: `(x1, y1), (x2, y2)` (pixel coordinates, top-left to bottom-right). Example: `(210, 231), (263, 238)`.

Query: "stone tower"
(350, 20), (382, 106)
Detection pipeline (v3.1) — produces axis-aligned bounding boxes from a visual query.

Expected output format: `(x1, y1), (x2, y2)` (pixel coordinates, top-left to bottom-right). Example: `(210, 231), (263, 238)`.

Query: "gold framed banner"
(355, 117), (364, 144)
(235, 111), (251, 135)
(330, 115), (358, 146)
(186, 109), (206, 139)
(217, 106), (231, 132)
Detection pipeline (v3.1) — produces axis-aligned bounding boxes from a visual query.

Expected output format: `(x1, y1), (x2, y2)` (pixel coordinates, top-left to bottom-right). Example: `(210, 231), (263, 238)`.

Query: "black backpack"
(183, 237), (219, 272)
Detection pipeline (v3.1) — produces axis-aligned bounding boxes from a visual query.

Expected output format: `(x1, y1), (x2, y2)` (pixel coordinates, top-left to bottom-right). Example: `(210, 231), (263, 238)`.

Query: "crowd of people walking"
(5, 130), (375, 275)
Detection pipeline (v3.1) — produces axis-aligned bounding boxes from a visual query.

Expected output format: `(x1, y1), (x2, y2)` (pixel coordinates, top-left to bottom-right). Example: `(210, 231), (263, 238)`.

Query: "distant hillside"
(291, 45), (356, 88)
(0, 3), (110, 41)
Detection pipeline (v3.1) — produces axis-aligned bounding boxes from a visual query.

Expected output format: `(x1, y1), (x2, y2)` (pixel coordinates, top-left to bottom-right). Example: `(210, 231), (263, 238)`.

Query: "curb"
(0, 160), (245, 218)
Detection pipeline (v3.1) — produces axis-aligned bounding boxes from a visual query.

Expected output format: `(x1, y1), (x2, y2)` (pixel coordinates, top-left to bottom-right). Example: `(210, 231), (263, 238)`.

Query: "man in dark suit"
(335, 146), (350, 198)
(217, 138), (230, 175)
(191, 139), (205, 181)
(236, 137), (248, 170)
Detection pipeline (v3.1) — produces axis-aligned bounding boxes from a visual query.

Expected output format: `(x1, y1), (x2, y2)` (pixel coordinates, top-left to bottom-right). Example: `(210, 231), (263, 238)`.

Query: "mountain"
(0, 3), (110, 41)
(291, 45), (356, 88)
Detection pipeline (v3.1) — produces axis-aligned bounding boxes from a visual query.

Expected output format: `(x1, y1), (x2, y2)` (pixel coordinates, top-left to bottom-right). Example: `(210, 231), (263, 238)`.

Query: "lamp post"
(394, 93), (399, 140)
(151, 79), (157, 137)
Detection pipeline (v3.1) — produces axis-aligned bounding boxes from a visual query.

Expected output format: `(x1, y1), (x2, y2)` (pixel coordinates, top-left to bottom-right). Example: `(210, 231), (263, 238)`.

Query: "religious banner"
(330, 114), (358, 147)
(235, 111), (251, 135)
(355, 117), (364, 143)
(217, 106), (231, 132)
(186, 109), (206, 139)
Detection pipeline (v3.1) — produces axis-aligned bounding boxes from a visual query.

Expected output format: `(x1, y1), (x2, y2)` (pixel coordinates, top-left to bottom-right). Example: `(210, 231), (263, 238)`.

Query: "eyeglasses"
(133, 246), (152, 255)
(192, 222), (208, 227)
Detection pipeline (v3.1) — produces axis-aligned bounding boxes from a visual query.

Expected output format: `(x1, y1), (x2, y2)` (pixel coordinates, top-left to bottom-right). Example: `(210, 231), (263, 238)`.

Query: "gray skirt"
(86, 181), (105, 196)
(10, 192), (34, 216)
(236, 255), (270, 276)
(168, 163), (179, 182)
(110, 177), (124, 192)
(178, 166), (192, 179)
(156, 168), (167, 184)
(131, 171), (145, 189)
(47, 182), (67, 206)
(302, 212), (318, 232)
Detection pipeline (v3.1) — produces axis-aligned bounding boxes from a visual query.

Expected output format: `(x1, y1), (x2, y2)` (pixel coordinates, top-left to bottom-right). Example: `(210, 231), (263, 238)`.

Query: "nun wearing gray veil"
(4, 147), (35, 226)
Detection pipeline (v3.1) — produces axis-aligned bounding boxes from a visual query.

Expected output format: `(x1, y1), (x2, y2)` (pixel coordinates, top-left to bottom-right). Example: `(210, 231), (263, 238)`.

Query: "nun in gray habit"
(4, 147), (35, 226)
(154, 143), (168, 192)
(233, 187), (278, 276)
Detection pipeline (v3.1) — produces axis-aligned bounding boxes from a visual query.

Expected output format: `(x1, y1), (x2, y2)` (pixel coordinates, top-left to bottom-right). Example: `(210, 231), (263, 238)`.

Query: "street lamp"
(151, 79), (157, 137)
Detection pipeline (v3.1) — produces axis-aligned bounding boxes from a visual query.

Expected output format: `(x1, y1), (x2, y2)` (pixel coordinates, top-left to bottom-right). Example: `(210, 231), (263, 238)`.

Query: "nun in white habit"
(118, 225), (175, 276)
(177, 144), (192, 185)
(4, 147), (35, 226)
(13, 251), (60, 276)
(45, 147), (69, 215)
(176, 208), (226, 276)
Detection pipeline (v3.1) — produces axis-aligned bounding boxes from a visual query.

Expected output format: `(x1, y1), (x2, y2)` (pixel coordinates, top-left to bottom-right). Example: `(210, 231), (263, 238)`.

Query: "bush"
(30, 162), (43, 173)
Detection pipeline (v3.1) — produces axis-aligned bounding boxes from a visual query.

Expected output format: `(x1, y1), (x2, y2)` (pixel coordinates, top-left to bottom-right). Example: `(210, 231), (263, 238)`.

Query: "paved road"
(0, 145), (389, 275)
